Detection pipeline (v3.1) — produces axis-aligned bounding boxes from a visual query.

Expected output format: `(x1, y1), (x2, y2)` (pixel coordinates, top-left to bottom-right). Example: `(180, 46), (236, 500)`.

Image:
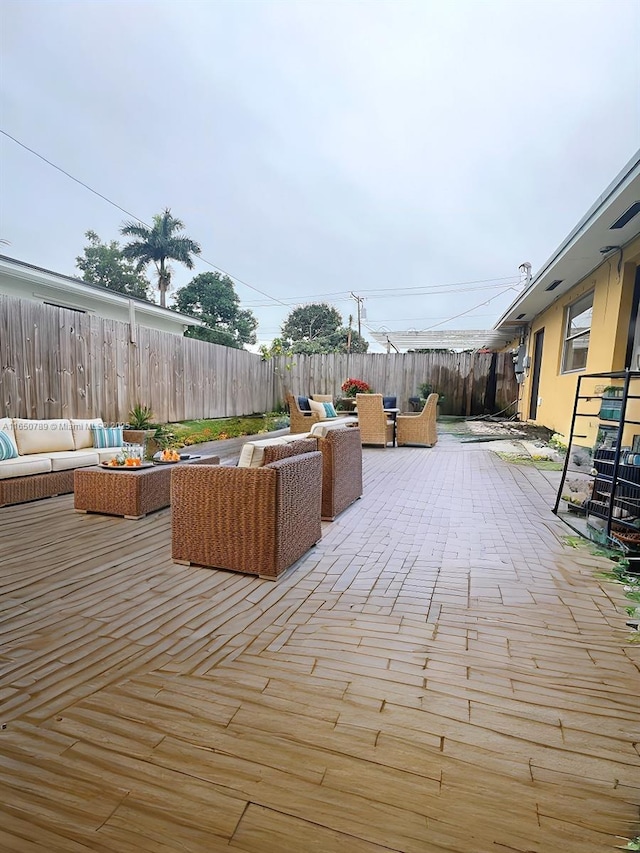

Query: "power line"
(242, 279), (520, 308)
(367, 285), (518, 335)
(0, 128), (290, 307)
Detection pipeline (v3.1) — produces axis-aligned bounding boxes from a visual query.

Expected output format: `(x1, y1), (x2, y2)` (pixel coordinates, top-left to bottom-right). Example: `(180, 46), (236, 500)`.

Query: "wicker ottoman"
(74, 456), (219, 519)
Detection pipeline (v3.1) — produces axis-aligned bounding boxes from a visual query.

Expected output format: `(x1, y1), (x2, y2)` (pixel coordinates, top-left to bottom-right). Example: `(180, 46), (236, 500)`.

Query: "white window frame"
(562, 291), (594, 374)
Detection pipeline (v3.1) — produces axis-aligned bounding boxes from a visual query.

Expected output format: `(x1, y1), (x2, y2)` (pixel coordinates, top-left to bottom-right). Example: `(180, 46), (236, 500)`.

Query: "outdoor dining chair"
(355, 393), (395, 447)
(396, 393), (438, 447)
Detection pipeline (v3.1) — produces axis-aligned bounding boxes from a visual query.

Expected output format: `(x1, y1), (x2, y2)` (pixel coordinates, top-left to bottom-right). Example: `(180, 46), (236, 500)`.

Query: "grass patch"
(562, 536), (640, 640)
(164, 413), (289, 447)
(496, 452), (563, 470)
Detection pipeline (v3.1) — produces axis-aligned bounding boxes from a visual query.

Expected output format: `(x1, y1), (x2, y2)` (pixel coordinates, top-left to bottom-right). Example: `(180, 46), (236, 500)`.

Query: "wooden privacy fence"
(0, 296), (277, 422)
(1, 296), (517, 421)
(275, 351), (518, 416)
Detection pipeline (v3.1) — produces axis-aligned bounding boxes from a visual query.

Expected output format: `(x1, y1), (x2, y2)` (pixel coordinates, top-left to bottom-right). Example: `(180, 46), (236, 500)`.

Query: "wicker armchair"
(316, 426), (363, 520)
(171, 451), (322, 580)
(396, 393), (438, 447)
(286, 394), (323, 434)
(355, 394), (394, 448)
(267, 427), (363, 520)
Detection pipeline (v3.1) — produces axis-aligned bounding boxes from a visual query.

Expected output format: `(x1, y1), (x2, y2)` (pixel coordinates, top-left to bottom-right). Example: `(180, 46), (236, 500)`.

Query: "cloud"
(1, 0), (638, 350)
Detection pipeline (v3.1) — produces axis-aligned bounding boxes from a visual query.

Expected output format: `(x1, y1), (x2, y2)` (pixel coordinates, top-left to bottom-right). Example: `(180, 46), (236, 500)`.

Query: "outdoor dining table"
(384, 408), (400, 447)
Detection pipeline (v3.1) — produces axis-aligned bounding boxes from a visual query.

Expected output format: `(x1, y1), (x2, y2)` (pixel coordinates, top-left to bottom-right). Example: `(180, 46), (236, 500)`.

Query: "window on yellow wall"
(562, 291), (593, 372)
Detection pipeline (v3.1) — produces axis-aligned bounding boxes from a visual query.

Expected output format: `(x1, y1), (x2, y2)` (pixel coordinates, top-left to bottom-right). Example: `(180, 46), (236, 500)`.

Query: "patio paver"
(0, 435), (638, 852)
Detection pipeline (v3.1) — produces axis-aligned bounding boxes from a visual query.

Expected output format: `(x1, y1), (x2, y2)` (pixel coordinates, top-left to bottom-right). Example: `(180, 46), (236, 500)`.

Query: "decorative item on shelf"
(611, 523), (640, 548)
(599, 385), (624, 421)
(560, 495), (587, 515)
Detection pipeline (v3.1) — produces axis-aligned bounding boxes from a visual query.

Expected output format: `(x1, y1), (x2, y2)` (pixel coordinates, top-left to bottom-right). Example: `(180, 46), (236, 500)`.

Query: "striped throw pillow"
(91, 426), (124, 449)
(322, 402), (338, 418)
(0, 431), (19, 460)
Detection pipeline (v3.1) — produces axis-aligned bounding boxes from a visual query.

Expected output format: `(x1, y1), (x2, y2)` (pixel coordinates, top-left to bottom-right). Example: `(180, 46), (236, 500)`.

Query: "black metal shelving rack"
(554, 370), (640, 566)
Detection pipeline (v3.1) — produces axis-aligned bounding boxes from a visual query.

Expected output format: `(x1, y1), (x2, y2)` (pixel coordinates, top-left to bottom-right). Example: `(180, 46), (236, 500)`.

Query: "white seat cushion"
(0, 455), (52, 480)
(48, 450), (100, 471)
(12, 419), (75, 454)
(310, 418), (358, 437)
(237, 437), (289, 468)
(96, 447), (126, 463)
(70, 418), (104, 450)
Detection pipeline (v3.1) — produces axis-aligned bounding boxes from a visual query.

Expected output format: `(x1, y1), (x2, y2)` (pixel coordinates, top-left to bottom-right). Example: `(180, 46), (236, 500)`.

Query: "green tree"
(120, 208), (201, 307)
(281, 303), (343, 342)
(327, 327), (369, 353)
(173, 272), (258, 349)
(75, 230), (152, 299)
(280, 303), (368, 353)
(259, 337), (296, 400)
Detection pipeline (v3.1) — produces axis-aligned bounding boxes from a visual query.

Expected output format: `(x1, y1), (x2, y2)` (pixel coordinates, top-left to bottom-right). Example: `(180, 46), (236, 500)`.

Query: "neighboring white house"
(0, 254), (205, 336)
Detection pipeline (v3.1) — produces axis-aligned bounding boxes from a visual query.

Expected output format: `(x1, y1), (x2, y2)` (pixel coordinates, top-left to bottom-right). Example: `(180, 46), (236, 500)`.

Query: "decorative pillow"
(91, 425), (123, 449)
(71, 417), (104, 450)
(12, 419), (74, 454)
(308, 399), (327, 417)
(0, 431), (18, 460)
(297, 396), (311, 411)
(237, 437), (289, 468)
(322, 402), (338, 418)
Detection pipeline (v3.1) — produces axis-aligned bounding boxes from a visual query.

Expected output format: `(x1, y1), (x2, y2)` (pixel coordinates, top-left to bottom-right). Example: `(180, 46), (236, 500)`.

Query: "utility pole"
(350, 292), (364, 338)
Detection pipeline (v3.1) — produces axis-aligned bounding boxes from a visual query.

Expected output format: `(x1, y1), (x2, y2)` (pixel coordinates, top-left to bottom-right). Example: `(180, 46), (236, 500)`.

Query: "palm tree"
(120, 209), (201, 307)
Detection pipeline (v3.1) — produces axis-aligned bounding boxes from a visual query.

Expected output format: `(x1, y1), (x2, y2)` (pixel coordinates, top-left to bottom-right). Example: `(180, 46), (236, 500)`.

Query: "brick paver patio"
(0, 434), (638, 851)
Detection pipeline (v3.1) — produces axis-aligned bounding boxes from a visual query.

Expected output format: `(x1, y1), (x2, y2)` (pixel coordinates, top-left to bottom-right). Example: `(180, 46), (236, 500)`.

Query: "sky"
(1, 0), (639, 352)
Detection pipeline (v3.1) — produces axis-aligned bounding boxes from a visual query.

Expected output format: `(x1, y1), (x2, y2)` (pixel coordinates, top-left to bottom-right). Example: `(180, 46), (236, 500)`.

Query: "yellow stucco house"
(493, 150), (640, 444)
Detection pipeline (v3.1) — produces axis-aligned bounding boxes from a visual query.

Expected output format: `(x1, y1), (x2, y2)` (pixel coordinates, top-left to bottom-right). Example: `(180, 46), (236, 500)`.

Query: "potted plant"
(410, 383), (444, 412)
(341, 378), (371, 397)
(127, 404), (158, 458)
(339, 378), (371, 410)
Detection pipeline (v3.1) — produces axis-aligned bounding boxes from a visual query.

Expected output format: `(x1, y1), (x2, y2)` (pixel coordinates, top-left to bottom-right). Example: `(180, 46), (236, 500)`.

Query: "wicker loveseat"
(286, 394), (356, 434)
(0, 417), (145, 507)
(171, 445), (323, 580)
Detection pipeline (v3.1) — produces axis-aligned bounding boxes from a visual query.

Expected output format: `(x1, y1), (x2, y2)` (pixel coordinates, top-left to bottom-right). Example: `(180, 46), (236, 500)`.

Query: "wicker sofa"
(0, 417), (145, 507)
(171, 445), (323, 580)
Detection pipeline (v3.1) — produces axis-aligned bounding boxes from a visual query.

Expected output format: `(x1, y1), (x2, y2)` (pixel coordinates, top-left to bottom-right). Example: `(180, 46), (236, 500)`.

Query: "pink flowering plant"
(341, 378), (371, 397)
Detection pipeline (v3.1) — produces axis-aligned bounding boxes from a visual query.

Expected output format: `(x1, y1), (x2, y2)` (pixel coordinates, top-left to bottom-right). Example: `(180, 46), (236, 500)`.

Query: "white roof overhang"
(493, 149), (640, 334)
(0, 254), (206, 327)
(368, 328), (517, 352)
